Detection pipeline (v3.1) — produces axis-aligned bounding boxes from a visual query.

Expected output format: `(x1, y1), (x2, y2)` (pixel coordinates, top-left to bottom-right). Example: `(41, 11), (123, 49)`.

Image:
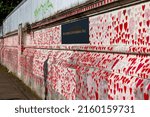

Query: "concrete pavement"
(0, 64), (40, 100)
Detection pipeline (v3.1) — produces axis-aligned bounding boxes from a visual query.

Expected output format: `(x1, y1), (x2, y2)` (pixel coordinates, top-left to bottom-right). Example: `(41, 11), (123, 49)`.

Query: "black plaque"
(62, 18), (89, 44)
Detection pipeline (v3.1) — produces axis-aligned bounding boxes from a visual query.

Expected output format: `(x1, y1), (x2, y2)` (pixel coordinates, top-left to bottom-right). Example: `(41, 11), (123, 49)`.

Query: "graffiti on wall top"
(34, 0), (53, 19)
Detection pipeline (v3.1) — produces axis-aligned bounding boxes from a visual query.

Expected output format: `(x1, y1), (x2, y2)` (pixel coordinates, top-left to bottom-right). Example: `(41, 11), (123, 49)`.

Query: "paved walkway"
(0, 64), (40, 100)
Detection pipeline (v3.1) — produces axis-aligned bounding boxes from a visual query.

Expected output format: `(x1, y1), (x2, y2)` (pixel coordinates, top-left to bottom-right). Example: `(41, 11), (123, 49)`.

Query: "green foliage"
(0, 0), (22, 25)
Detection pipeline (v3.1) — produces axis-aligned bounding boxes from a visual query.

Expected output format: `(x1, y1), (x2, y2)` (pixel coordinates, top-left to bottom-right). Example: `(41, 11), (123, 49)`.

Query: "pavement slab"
(0, 64), (40, 100)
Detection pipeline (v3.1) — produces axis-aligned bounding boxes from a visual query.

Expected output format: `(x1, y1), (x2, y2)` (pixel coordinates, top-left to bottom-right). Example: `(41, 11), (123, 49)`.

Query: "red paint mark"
(120, 24), (123, 31)
(117, 83), (119, 90)
(142, 47), (146, 53)
(110, 89), (112, 93)
(114, 90), (116, 95)
(142, 5), (145, 11)
(123, 10), (126, 15)
(146, 36), (149, 43)
(114, 84), (116, 89)
(116, 38), (121, 43)
(142, 14), (144, 18)
(110, 79), (112, 85)
(126, 66), (132, 74)
(123, 97), (125, 100)
(128, 34), (130, 39)
(146, 20), (150, 27)
(124, 22), (128, 31)
(130, 88), (132, 95)
(112, 16), (115, 20)
(139, 22), (142, 27)
(127, 80), (130, 84)
(111, 59), (119, 69)
(115, 26), (119, 33)
(136, 79), (143, 88)
(125, 34), (128, 39)
(138, 29), (141, 34)
(140, 88), (143, 92)
(143, 28), (146, 33)
(144, 93), (149, 100)
(121, 89), (123, 93)
(147, 84), (150, 90)
(125, 16), (128, 20)
(95, 92), (98, 100)
(135, 63), (144, 73)
(99, 32), (101, 36)
(124, 86), (127, 93)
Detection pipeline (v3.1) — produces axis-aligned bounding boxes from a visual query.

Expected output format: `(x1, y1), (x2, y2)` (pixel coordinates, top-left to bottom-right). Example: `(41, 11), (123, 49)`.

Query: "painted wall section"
(1, 35), (18, 74)
(0, 1), (150, 100)
(89, 3), (150, 53)
(25, 26), (61, 47)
